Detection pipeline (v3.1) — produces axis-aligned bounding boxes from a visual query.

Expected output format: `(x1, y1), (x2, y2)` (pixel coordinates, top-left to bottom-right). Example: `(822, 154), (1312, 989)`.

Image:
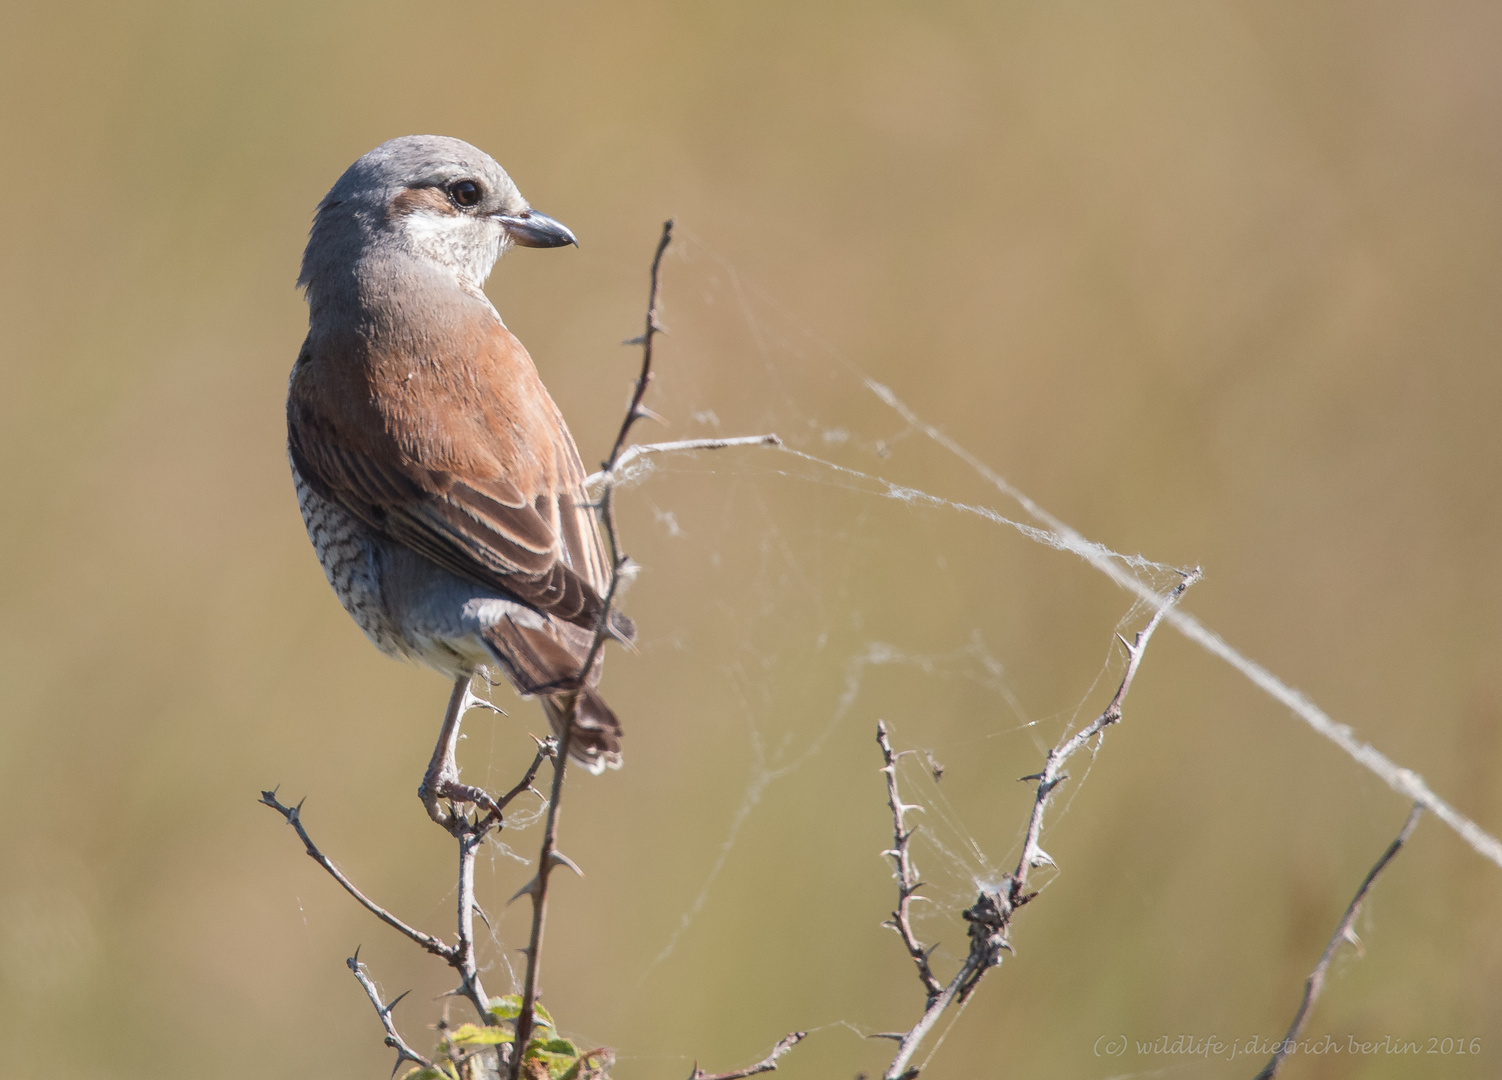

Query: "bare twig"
(876, 722), (943, 1004)
(582, 218), (677, 685)
(588, 435), (784, 495)
(687, 1031), (807, 1080)
(487, 734), (556, 825)
(511, 726), (570, 1074)
(577, 220), (795, 1079)
(607, 218), (675, 470)
(261, 783), (507, 1032)
(1009, 566), (1203, 904)
(452, 816), (496, 1020)
(259, 788), (457, 962)
(1253, 804), (1423, 1080)
(881, 567), (1201, 1080)
(347, 950), (435, 1073)
(511, 218), (679, 1079)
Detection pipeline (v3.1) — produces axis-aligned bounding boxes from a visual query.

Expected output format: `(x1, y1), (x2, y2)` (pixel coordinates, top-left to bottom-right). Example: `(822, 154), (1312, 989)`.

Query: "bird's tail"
(541, 691), (623, 775)
(482, 614), (624, 773)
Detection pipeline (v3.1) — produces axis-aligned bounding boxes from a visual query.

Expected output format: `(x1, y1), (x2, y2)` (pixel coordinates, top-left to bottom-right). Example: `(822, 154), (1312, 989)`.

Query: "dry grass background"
(1, 2), (1500, 1077)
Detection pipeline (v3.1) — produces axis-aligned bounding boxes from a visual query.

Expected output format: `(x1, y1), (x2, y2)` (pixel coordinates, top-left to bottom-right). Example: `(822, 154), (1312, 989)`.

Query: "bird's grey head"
(298, 135), (576, 302)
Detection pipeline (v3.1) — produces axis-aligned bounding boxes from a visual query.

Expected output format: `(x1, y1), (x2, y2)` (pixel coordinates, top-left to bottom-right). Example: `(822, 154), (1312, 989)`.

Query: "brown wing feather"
(549, 403), (614, 592)
(287, 316), (632, 641)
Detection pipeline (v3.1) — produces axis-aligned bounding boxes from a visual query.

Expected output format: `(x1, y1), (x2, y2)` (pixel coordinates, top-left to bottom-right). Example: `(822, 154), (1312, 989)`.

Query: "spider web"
(463, 228), (1497, 1075)
(629, 233), (1173, 947)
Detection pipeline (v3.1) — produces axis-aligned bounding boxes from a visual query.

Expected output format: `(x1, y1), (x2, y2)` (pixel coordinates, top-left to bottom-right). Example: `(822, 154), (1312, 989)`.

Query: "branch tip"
(878, 577), (1199, 1080)
(1253, 803), (1422, 1080)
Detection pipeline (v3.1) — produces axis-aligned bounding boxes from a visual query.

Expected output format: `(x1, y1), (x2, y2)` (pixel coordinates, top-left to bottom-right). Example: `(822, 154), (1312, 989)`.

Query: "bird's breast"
(292, 457), (406, 659)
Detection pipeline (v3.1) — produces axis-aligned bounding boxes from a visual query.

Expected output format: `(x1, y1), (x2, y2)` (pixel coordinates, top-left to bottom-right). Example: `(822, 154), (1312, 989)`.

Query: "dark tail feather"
(483, 615), (596, 696)
(608, 608), (638, 648)
(482, 614), (624, 773)
(541, 691), (623, 774)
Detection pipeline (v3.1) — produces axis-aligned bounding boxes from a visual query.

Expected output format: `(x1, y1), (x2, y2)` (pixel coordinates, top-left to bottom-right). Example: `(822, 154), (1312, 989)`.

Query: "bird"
(286, 135), (634, 826)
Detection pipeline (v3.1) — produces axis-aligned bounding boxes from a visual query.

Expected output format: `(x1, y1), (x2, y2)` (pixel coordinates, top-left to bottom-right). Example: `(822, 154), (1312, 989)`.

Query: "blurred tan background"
(3, 1), (1501, 1077)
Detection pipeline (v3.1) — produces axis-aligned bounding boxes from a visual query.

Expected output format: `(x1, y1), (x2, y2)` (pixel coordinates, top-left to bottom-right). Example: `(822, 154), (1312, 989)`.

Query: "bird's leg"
(419, 675), (505, 830)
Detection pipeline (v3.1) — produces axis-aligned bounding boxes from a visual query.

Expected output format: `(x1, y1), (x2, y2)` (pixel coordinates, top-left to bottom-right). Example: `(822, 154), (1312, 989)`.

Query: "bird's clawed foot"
(420, 775), (505, 833)
(420, 677), (507, 833)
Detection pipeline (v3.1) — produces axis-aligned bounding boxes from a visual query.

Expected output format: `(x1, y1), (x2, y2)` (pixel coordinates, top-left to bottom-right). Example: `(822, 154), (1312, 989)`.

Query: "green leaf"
(488, 994), (522, 1021)
(528, 1052), (580, 1079)
(488, 995), (554, 1029)
(524, 1036), (583, 1078)
(451, 1022), (516, 1046)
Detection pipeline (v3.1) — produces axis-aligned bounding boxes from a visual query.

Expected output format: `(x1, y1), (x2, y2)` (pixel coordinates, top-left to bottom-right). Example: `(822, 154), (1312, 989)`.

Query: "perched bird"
(287, 135), (634, 823)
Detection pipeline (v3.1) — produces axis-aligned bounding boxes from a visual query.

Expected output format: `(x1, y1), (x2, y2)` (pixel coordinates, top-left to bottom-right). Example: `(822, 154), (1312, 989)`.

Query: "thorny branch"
(608, 219), (676, 469)
(452, 813), (497, 1021)
(347, 950), (435, 1073)
(877, 722), (944, 1005)
(492, 734), (556, 825)
(511, 721), (571, 1077)
(513, 219), (790, 1077)
(1252, 804), (1424, 1080)
(259, 788), (456, 963)
(260, 785), (513, 1050)
(879, 567), (1201, 1080)
(686, 1031), (807, 1080)
(509, 217), (677, 1078)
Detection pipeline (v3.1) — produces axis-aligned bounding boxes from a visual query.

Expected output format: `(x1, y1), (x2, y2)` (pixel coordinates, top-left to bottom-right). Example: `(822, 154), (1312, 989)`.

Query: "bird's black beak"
(496, 209), (578, 248)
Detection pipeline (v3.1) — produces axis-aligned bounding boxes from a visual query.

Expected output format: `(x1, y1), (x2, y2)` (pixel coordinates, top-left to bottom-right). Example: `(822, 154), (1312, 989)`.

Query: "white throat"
(401, 210), (505, 291)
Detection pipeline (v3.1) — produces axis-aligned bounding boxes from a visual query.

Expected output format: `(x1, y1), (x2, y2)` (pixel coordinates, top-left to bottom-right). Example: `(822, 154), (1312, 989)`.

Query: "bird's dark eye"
(449, 180), (482, 207)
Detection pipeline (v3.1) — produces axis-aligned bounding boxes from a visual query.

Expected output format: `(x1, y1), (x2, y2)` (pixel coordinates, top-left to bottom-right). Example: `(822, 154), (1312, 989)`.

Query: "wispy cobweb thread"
(864, 378), (1502, 870)
(621, 230), (1501, 994)
(609, 389), (1502, 872)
